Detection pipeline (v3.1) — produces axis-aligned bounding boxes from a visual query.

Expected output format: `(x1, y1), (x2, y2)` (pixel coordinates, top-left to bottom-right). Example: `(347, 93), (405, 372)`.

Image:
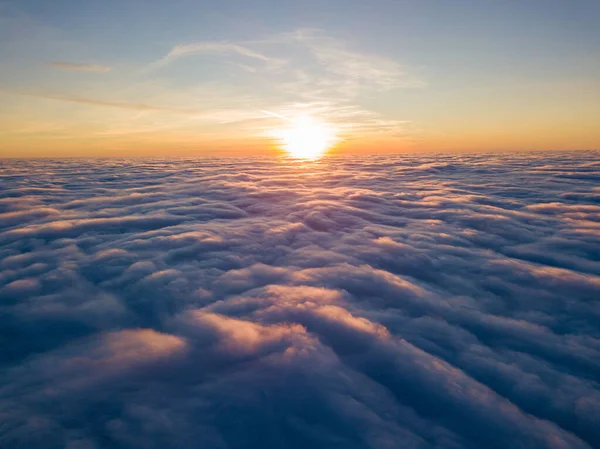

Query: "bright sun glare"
(275, 117), (338, 159)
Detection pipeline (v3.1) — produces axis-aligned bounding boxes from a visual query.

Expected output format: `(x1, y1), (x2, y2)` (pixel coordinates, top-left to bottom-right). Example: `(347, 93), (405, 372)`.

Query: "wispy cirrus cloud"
(149, 42), (283, 70)
(11, 91), (198, 114)
(7, 29), (421, 145)
(46, 61), (112, 73)
(147, 29), (421, 139)
(261, 28), (422, 94)
(151, 29), (419, 95)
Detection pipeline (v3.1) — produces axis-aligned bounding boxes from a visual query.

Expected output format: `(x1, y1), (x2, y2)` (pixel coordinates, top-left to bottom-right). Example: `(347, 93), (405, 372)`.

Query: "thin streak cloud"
(150, 42), (281, 69)
(46, 61), (112, 73)
(12, 91), (199, 114)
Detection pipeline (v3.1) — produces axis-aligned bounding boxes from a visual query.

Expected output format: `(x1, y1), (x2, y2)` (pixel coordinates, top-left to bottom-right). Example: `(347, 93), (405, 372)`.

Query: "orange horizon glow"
(2, 93), (599, 158)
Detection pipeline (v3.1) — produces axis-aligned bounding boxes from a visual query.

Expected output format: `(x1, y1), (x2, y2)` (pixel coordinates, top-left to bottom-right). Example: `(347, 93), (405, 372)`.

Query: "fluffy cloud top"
(0, 153), (599, 448)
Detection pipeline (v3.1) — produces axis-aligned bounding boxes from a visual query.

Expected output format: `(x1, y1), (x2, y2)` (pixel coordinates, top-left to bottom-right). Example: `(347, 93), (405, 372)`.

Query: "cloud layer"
(1, 153), (599, 448)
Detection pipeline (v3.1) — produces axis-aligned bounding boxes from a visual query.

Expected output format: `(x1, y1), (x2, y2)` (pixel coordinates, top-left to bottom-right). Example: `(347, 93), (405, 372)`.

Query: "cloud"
(46, 61), (112, 73)
(287, 28), (419, 94)
(149, 42), (281, 70)
(10, 91), (201, 114)
(153, 29), (417, 95)
(1, 153), (599, 448)
(4, 29), (418, 144)
(143, 29), (419, 140)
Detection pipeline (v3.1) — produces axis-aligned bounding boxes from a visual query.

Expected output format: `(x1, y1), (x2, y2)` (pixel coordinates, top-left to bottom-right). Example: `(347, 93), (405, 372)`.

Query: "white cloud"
(149, 41), (283, 70)
(144, 29), (421, 139)
(1, 153), (599, 448)
(46, 61), (112, 73)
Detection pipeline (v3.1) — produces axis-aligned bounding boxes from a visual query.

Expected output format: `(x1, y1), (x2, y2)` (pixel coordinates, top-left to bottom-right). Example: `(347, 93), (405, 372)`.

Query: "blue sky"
(1, 0), (599, 156)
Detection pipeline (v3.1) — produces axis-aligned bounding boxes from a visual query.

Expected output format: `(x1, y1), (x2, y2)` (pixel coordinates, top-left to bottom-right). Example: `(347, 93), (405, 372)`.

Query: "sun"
(275, 117), (338, 159)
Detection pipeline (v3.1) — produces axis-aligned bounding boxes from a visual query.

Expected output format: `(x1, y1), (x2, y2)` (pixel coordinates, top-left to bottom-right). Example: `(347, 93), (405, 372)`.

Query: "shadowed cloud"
(0, 153), (599, 449)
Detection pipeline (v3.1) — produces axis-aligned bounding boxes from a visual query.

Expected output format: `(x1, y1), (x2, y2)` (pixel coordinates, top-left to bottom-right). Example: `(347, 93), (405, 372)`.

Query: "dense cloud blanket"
(1, 153), (600, 449)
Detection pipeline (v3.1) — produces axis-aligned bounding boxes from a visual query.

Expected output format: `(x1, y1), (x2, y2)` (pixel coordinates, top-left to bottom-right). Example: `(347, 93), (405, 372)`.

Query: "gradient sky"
(1, 0), (599, 157)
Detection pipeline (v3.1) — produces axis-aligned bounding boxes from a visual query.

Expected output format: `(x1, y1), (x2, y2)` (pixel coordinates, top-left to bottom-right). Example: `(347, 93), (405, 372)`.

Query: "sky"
(1, 0), (599, 157)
